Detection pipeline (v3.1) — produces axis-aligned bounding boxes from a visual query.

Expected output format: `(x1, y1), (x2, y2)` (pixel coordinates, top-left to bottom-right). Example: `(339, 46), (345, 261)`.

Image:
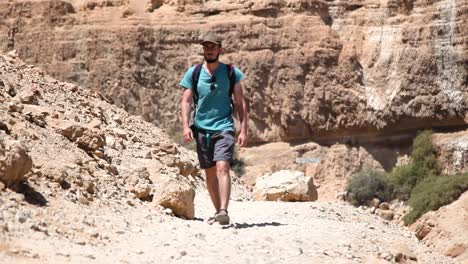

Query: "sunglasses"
(210, 76), (216, 91)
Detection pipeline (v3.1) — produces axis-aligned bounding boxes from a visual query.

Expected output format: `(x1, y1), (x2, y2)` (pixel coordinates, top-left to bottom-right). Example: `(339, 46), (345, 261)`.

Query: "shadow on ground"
(225, 222), (286, 229)
(12, 182), (48, 206)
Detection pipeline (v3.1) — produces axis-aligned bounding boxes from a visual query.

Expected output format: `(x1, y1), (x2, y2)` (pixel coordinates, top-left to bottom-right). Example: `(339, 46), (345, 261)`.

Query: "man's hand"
(183, 127), (194, 142)
(237, 131), (247, 147)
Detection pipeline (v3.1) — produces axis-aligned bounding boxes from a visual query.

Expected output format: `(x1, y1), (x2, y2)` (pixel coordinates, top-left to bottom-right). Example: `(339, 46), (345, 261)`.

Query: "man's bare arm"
(181, 88), (194, 142)
(233, 81), (248, 147)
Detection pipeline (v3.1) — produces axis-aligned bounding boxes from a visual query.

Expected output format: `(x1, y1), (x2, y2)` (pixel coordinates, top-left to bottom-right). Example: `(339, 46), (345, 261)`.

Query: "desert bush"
(403, 173), (468, 225)
(169, 128), (196, 151)
(389, 130), (440, 199)
(346, 170), (393, 206)
(231, 146), (246, 177)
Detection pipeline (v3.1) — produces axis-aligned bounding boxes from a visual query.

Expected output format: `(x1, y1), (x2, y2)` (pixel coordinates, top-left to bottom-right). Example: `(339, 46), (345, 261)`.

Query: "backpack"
(191, 63), (237, 114)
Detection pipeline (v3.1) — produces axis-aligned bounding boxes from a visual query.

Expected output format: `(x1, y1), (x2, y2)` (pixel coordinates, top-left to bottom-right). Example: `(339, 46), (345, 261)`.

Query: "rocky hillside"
(0, 49), (204, 219)
(0, 0), (466, 143)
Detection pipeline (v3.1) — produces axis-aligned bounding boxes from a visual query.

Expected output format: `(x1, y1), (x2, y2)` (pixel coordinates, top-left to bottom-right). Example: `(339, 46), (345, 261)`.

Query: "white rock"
(254, 170), (318, 202)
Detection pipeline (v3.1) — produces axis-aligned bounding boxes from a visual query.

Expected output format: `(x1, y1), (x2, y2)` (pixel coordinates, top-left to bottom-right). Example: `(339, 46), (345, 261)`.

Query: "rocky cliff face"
(0, 0), (466, 143)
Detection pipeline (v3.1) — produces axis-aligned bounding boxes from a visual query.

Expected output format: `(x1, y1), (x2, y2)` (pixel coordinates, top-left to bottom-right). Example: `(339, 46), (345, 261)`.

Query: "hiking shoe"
(215, 209), (230, 225)
(206, 215), (217, 225)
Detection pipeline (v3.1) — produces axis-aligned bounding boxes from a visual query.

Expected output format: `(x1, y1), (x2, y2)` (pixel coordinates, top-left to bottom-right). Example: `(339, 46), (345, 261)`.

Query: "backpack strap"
(227, 64), (236, 113)
(191, 63), (203, 107)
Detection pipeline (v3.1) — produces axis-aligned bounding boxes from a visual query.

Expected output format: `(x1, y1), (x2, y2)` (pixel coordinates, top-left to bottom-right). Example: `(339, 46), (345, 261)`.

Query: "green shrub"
(231, 146), (246, 177)
(403, 173), (468, 225)
(169, 128), (196, 151)
(389, 130), (440, 200)
(347, 170), (393, 206)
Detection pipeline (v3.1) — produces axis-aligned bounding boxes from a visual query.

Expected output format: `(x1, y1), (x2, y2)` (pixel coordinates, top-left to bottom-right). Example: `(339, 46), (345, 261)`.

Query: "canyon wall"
(0, 0), (466, 143)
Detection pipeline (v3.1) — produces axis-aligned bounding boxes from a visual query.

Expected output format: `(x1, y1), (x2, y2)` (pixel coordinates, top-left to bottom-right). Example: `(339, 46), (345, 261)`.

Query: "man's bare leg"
(205, 166), (221, 213)
(216, 161), (231, 211)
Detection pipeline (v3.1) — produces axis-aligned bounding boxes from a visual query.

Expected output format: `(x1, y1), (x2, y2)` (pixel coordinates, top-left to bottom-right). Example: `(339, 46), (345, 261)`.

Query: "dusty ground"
(0, 183), (462, 264)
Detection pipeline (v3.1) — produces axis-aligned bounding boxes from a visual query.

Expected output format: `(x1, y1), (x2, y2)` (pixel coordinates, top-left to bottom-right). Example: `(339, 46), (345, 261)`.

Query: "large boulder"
(153, 176), (195, 219)
(254, 170), (318, 202)
(0, 135), (33, 187)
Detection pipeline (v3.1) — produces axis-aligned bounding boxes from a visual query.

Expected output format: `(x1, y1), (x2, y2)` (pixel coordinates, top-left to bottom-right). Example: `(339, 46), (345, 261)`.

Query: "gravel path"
(0, 187), (461, 264)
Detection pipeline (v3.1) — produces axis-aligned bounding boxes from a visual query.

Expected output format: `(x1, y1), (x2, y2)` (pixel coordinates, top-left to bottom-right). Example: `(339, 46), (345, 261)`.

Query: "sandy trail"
(0, 185), (460, 264)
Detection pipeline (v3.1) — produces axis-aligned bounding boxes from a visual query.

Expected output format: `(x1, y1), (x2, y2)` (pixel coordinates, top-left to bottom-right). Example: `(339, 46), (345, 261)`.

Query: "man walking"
(180, 33), (248, 225)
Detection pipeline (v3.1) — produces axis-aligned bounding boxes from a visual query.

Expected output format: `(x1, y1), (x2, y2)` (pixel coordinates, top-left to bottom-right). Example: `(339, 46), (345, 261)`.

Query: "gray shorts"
(192, 126), (236, 169)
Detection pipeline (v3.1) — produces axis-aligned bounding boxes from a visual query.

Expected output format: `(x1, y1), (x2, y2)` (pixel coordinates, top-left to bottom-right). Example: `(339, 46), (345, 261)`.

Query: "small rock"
(16, 211), (30, 223)
(444, 243), (466, 258)
(8, 102), (23, 113)
(378, 210), (394, 221)
(163, 208), (173, 215)
(381, 252), (393, 261)
(94, 150), (105, 159)
(379, 202), (390, 210)
(0, 223), (9, 232)
(105, 165), (119, 175)
(78, 195), (90, 205)
(86, 182), (95, 194)
(391, 243), (418, 262)
(368, 198), (381, 208)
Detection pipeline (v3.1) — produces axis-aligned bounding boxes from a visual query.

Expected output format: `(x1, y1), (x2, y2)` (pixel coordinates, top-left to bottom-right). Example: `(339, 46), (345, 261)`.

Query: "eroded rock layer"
(0, 0), (466, 143)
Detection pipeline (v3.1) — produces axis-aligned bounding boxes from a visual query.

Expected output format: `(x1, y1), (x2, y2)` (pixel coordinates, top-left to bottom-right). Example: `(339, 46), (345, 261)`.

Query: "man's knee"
(216, 161), (230, 175)
(205, 166), (217, 177)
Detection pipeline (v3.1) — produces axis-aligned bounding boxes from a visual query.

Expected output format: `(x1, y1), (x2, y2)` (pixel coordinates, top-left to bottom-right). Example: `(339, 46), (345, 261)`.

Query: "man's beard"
(204, 53), (219, 64)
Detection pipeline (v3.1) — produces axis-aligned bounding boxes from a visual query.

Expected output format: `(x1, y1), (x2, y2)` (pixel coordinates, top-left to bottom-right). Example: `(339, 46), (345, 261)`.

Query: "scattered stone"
(368, 198), (381, 208)
(377, 210), (394, 221)
(379, 202), (390, 210)
(0, 136), (33, 187)
(19, 90), (41, 105)
(7, 102), (23, 113)
(391, 243), (418, 262)
(78, 195), (90, 206)
(444, 243), (466, 258)
(75, 239), (86, 246)
(254, 170), (318, 202)
(162, 208), (173, 215)
(154, 178), (195, 219)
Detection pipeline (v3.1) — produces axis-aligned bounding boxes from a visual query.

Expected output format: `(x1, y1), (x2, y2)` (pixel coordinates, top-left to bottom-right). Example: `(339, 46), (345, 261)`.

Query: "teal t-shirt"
(180, 63), (245, 132)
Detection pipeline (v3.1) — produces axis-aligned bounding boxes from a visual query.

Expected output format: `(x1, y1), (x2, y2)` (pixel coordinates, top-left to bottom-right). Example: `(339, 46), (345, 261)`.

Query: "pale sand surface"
(0, 187), (461, 264)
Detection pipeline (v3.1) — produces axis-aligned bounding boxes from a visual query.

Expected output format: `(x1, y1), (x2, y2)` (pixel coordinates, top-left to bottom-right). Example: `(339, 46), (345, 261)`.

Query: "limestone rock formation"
(254, 170), (318, 201)
(433, 129), (468, 175)
(0, 0), (465, 143)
